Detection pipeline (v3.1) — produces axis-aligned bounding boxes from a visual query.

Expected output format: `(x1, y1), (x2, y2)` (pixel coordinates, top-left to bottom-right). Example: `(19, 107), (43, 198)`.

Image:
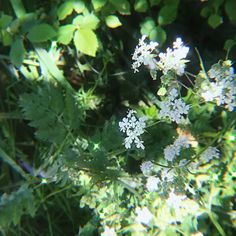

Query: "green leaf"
(105, 15), (122, 28)
(73, 0), (85, 13)
(158, 4), (179, 25)
(140, 17), (155, 36)
(200, 6), (212, 18)
(73, 13), (100, 30)
(58, 24), (76, 45)
(157, 87), (167, 96)
(152, 26), (166, 45)
(224, 39), (236, 51)
(134, 0), (148, 13)
(74, 29), (98, 57)
(150, 0), (161, 7)
(225, 0), (236, 23)
(109, 0), (131, 15)
(10, 38), (25, 68)
(57, 1), (74, 20)
(27, 24), (57, 42)
(0, 14), (12, 29)
(1, 31), (13, 46)
(208, 14), (222, 29)
(92, 0), (107, 11)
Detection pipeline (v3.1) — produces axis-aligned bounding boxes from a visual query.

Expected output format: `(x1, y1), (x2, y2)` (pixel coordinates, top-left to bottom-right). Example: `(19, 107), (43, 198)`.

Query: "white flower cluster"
(135, 207), (153, 225)
(140, 161), (153, 176)
(166, 190), (187, 210)
(164, 136), (190, 162)
(119, 110), (146, 149)
(157, 38), (189, 76)
(200, 146), (220, 162)
(132, 35), (159, 73)
(159, 88), (190, 124)
(201, 62), (236, 111)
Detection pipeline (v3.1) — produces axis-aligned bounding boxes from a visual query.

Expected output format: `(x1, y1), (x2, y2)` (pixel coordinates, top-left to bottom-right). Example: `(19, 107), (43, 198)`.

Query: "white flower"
(200, 146), (220, 162)
(135, 207), (153, 225)
(164, 136), (190, 162)
(119, 110), (146, 149)
(201, 62), (236, 111)
(146, 176), (160, 191)
(164, 145), (177, 162)
(140, 161), (153, 176)
(101, 226), (117, 236)
(132, 35), (159, 73)
(166, 190), (187, 210)
(161, 168), (175, 182)
(157, 38), (189, 76)
(159, 88), (190, 124)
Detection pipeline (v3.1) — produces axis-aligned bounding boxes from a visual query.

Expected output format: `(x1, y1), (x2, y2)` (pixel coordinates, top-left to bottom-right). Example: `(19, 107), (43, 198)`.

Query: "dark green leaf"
(208, 14), (222, 29)
(27, 24), (57, 42)
(158, 4), (179, 25)
(134, 0), (148, 13)
(92, 0), (107, 11)
(109, 0), (130, 15)
(10, 38), (25, 68)
(225, 0), (236, 23)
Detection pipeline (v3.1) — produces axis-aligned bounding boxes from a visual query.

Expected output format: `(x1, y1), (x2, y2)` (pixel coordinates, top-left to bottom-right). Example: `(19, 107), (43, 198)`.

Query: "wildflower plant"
(0, 1), (235, 236)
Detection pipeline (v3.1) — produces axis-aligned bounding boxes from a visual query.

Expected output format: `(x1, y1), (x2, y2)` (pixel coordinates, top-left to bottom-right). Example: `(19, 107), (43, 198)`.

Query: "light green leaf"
(58, 24), (76, 45)
(73, 0), (85, 13)
(57, 1), (74, 20)
(134, 0), (148, 13)
(73, 29), (98, 57)
(0, 14), (12, 29)
(10, 38), (25, 68)
(27, 24), (57, 42)
(157, 87), (167, 96)
(92, 0), (107, 11)
(140, 17), (155, 36)
(208, 14), (222, 29)
(73, 13), (100, 30)
(105, 15), (122, 28)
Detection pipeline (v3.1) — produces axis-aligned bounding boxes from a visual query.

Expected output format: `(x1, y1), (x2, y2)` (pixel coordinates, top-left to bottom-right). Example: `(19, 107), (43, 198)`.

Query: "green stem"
(10, 0), (26, 18)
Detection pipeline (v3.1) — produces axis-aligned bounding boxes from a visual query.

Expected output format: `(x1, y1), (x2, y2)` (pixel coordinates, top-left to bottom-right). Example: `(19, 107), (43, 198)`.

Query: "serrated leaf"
(74, 29), (98, 57)
(27, 24), (57, 42)
(57, 1), (74, 20)
(10, 38), (25, 68)
(208, 14), (222, 29)
(134, 0), (148, 13)
(109, 0), (130, 15)
(58, 24), (76, 44)
(73, 13), (100, 30)
(73, 0), (85, 13)
(92, 0), (107, 11)
(105, 15), (122, 28)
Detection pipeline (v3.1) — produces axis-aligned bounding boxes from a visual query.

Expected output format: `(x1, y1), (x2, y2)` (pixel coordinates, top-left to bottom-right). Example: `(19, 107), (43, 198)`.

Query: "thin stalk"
(10, 0), (26, 18)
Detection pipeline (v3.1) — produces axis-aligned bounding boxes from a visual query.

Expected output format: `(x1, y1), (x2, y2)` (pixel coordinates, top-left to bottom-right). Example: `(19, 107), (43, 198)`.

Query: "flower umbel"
(159, 88), (190, 124)
(132, 35), (159, 73)
(119, 110), (146, 149)
(200, 146), (220, 162)
(135, 207), (153, 225)
(157, 38), (189, 76)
